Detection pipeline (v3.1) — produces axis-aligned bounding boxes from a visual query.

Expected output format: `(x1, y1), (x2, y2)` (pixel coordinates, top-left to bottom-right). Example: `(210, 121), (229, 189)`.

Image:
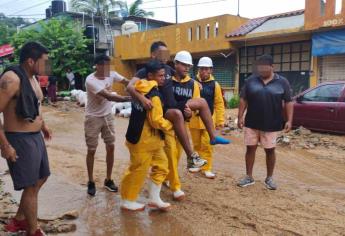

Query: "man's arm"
(0, 118), (15, 161)
(127, 77), (153, 110)
(214, 82), (225, 129)
(284, 102), (294, 132)
(147, 96), (172, 132)
(282, 78), (294, 132)
(0, 72), (19, 162)
(98, 89), (132, 102)
(237, 98), (247, 129)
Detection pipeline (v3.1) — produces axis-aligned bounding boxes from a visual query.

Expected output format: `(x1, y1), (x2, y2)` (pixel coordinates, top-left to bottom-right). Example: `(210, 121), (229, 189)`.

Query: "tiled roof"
(226, 9), (305, 38)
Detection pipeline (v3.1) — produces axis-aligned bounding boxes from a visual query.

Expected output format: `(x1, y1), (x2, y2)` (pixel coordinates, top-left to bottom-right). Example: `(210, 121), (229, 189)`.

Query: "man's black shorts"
(5, 132), (50, 191)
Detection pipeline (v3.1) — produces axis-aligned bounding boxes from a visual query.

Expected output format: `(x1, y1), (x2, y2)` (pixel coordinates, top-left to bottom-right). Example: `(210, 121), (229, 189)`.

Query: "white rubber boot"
(173, 189), (185, 201)
(121, 200), (145, 211)
(148, 181), (171, 211)
(204, 171), (216, 179)
(188, 167), (201, 173)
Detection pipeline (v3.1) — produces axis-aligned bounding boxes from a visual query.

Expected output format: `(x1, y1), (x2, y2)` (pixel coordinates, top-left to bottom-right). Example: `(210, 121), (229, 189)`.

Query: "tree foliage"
(11, 18), (93, 81)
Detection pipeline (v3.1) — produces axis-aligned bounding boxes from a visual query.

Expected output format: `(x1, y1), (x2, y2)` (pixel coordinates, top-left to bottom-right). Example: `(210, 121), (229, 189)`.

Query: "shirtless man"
(0, 42), (51, 236)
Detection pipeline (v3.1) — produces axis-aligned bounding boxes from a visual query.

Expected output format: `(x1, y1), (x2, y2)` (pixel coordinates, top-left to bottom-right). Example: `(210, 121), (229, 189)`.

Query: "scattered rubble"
(277, 126), (345, 151)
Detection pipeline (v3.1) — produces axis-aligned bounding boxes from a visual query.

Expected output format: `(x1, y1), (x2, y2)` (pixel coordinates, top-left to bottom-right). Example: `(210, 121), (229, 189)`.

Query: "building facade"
(113, 0), (345, 97)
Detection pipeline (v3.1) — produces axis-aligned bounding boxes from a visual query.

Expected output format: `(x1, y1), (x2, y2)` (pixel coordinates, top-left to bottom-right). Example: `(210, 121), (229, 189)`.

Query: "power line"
(143, 0), (162, 3)
(9, 0), (51, 15)
(7, 14), (46, 17)
(142, 0), (228, 10)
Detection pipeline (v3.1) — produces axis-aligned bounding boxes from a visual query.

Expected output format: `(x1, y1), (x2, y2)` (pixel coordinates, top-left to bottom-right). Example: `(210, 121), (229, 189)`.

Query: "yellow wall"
(111, 58), (137, 95)
(114, 14), (248, 61)
(310, 56), (318, 88)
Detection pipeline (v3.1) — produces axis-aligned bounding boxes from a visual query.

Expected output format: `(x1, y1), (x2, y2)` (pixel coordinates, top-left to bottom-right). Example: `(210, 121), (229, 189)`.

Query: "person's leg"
(265, 148), (276, 178)
(121, 150), (152, 201)
(102, 114), (116, 181)
(20, 177), (48, 235)
(186, 98), (215, 140)
(164, 109), (193, 157)
(186, 98), (229, 145)
(199, 130), (213, 173)
(86, 149), (96, 182)
(51, 85), (57, 103)
(259, 131), (278, 179)
(84, 116), (102, 183)
(189, 128), (202, 172)
(149, 148), (170, 209)
(245, 145), (257, 178)
(105, 144), (115, 180)
(164, 132), (183, 192)
(15, 177), (48, 222)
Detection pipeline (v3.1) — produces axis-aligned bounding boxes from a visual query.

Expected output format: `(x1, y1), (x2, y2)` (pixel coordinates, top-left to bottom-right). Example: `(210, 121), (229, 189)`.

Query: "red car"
(293, 81), (345, 134)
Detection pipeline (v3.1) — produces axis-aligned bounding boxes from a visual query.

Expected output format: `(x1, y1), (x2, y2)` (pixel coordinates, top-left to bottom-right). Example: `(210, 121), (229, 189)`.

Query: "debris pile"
(70, 90), (132, 117)
(277, 126), (345, 150)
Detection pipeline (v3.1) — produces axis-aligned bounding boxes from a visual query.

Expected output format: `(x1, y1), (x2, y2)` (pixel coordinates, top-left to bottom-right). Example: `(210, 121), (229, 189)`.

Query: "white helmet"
(197, 57), (213, 67)
(174, 50), (193, 66)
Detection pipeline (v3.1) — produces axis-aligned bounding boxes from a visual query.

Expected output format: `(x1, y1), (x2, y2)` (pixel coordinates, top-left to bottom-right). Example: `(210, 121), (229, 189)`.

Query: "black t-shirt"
(48, 75), (57, 86)
(135, 65), (177, 109)
(240, 74), (292, 132)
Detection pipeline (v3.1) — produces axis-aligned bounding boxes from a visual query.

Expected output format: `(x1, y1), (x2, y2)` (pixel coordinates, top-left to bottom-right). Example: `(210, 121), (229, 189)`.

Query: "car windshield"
(303, 84), (344, 102)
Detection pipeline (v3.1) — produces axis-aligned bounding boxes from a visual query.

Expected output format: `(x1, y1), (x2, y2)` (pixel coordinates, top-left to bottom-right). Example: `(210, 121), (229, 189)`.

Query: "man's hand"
(140, 96), (153, 110)
(184, 105), (192, 119)
(1, 144), (17, 162)
(284, 121), (292, 133)
(42, 125), (52, 141)
(237, 116), (244, 129)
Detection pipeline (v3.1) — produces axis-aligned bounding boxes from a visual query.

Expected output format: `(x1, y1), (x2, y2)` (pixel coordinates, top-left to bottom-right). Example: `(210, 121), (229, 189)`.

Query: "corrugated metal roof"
(226, 9), (304, 38)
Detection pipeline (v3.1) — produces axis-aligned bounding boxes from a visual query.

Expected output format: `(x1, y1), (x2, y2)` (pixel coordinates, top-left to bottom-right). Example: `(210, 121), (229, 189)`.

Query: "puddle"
(0, 158), (192, 236)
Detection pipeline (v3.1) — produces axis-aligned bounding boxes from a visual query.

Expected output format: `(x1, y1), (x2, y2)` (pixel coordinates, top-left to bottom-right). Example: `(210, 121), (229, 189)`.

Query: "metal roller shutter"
(319, 55), (345, 82)
(192, 56), (236, 88)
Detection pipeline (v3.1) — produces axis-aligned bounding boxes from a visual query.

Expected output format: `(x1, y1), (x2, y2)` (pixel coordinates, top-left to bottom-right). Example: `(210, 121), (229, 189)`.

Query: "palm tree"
(70, 0), (154, 18)
(127, 0), (154, 17)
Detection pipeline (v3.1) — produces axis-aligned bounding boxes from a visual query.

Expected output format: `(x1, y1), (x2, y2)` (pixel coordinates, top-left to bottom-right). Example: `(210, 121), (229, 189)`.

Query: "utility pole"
(237, 0), (240, 16)
(175, 0), (178, 24)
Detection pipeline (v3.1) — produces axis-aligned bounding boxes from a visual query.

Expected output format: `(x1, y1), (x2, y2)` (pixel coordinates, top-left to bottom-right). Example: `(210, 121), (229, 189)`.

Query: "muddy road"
(2, 104), (345, 235)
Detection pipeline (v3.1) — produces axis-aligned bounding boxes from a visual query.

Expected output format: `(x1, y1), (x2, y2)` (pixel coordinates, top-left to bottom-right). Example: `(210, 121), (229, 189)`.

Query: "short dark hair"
(19, 42), (49, 64)
(256, 54), (273, 66)
(150, 41), (167, 53)
(94, 54), (110, 65)
(145, 59), (165, 74)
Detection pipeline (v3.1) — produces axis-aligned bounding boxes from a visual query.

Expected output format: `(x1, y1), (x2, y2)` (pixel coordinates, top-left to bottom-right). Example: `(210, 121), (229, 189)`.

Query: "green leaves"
(69, 0), (154, 18)
(128, 0), (154, 17)
(11, 18), (93, 82)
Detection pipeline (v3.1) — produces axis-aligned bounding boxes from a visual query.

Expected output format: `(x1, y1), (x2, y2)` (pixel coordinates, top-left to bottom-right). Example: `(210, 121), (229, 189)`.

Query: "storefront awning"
(312, 29), (345, 56)
(0, 44), (14, 58)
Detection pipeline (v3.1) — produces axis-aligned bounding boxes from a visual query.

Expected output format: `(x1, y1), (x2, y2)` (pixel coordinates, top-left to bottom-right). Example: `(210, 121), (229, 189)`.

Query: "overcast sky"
(0, 0), (305, 22)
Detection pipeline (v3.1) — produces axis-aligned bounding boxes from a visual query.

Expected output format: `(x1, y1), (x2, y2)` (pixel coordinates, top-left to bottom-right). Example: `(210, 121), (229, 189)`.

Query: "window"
(196, 25), (201, 40)
(302, 84), (344, 102)
(256, 46), (264, 55)
(239, 41), (311, 74)
(205, 24), (210, 39)
(214, 22), (219, 37)
(188, 28), (193, 41)
(335, 0), (342, 14)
